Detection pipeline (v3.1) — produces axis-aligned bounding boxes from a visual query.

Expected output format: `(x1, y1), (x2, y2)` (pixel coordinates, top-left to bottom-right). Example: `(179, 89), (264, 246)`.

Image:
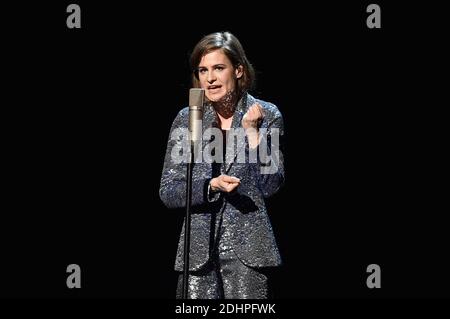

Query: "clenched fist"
(242, 103), (265, 130)
(242, 103), (264, 149)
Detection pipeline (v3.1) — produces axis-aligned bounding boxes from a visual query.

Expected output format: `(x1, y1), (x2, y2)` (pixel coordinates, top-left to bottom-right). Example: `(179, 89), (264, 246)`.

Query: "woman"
(159, 31), (285, 299)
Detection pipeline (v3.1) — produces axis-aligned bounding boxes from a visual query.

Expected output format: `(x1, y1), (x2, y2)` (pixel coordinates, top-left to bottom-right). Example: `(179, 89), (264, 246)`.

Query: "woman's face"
(197, 49), (243, 102)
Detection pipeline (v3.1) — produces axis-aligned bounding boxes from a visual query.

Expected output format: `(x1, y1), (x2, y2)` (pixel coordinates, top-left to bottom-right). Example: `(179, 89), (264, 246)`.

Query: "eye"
(198, 68), (207, 74)
(215, 66), (224, 71)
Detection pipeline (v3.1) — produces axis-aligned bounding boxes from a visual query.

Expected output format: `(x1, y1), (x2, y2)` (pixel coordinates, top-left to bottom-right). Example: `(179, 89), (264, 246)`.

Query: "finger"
(259, 106), (266, 119)
(255, 105), (264, 119)
(255, 104), (264, 119)
(218, 179), (229, 191)
(253, 107), (260, 119)
(218, 179), (231, 192)
(249, 107), (258, 120)
(222, 175), (240, 183)
(230, 176), (241, 183)
(249, 104), (258, 114)
(226, 183), (239, 192)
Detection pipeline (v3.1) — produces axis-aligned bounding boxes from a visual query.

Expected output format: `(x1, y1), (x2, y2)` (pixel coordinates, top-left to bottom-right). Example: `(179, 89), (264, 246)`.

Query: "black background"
(1, 1), (447, 300)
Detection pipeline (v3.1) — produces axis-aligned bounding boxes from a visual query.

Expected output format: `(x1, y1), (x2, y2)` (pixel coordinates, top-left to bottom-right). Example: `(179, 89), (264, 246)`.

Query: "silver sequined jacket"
(160, 93), (284, 272)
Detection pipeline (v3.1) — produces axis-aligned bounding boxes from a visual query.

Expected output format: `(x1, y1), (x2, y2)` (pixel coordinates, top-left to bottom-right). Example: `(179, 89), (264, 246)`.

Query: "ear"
(235, 65), (244, 79)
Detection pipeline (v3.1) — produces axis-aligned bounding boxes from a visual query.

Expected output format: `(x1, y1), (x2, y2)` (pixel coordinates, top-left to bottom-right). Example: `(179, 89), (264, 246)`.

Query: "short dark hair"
(190, 31), (255, 97)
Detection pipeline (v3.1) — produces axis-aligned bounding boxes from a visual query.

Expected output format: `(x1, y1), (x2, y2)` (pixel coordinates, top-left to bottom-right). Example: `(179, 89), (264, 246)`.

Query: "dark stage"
(1, 1), (447, 303)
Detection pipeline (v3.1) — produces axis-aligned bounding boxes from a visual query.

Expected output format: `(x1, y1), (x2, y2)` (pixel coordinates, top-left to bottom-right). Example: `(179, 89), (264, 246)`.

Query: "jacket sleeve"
(254, 108), (285, 198)
(159, 108), (213, 209)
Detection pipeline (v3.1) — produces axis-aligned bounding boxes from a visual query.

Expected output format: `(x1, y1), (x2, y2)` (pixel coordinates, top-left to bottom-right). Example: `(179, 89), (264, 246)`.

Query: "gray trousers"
(176, 246), (269, 299)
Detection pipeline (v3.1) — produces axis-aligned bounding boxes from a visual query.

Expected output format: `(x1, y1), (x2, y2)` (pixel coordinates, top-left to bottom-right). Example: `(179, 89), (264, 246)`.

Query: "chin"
(206, 93), (224, 102)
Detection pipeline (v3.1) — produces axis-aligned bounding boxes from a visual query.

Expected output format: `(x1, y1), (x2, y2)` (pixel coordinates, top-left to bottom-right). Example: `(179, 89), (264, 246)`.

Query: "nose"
(207, 71), (216, 84)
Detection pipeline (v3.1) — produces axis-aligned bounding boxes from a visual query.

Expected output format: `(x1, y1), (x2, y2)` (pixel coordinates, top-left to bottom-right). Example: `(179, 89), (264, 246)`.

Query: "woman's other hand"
(210, 175), (240, 193)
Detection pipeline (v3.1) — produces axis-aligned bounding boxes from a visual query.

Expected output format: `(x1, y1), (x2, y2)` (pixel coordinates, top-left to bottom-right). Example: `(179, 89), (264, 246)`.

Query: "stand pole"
(182, 145), (194, 299)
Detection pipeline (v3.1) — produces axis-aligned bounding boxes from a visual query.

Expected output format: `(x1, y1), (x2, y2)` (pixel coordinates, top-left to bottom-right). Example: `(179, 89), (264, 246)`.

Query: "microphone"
(188, 88), (204, 145)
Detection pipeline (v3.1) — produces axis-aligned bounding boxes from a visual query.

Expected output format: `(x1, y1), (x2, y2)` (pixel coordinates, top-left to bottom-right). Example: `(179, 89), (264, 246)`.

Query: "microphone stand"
(182, 88), (203, 299)
(182, 142), (194, 299)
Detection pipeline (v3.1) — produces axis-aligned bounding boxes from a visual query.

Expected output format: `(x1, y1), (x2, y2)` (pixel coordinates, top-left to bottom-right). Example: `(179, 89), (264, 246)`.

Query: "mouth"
(207, 85), (222, 90)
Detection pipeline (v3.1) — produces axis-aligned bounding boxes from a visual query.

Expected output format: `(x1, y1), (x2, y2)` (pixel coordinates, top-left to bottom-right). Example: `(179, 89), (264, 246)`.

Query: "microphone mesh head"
(189, 88), (204, 107)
